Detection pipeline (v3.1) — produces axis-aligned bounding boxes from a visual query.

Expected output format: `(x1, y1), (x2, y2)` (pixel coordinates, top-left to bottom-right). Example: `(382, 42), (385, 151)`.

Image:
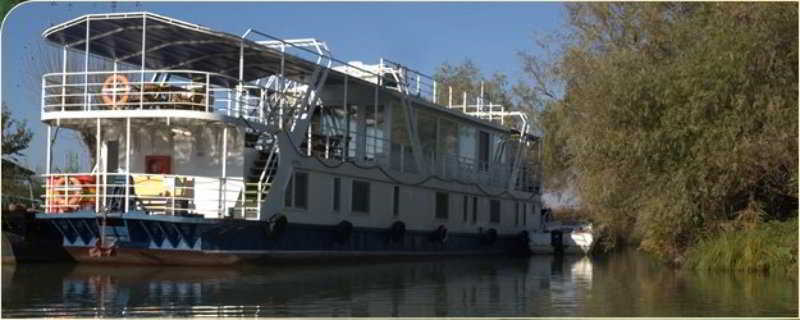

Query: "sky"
(2, 1), (566, 172)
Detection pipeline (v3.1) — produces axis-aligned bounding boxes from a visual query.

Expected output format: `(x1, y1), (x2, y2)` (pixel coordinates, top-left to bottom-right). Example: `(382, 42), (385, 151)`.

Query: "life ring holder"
(101, 74), (131, 109)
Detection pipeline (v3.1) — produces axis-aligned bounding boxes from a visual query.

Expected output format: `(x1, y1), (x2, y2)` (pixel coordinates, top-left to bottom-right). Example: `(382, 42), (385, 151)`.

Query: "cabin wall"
(98, 120), (245, 217)
(271, 158), (539, 236)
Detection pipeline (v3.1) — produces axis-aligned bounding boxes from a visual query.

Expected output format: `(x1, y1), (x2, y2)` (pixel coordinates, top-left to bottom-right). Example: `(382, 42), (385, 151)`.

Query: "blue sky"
(2, 1), (566, 172)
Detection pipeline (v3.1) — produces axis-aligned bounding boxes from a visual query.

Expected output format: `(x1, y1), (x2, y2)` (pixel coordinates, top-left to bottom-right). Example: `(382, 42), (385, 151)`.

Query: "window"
(490, 199), (501, 223)
(462, 195), (469, 223)
(393, 186), (400, 217)
(333, 178), (341, 212)
(352, 180), (370, 213)
(435, 192), (449, 219)
(472, 197), (478, 224)
(478, 131), (490, 171)
(285, 172), (308, 209)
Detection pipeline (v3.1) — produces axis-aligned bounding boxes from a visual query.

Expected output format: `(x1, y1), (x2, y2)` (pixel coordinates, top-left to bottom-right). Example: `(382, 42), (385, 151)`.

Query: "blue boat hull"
(36, 212), (528, 265)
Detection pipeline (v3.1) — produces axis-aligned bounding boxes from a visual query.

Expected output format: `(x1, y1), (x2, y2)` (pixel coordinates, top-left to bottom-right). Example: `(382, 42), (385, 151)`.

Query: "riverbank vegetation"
(519, 3), (797, 271)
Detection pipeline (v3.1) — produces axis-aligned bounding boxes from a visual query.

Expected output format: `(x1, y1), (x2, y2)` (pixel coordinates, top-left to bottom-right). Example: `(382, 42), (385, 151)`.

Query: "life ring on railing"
(47, 176), (82, 213)
(101, 74), (131, 108)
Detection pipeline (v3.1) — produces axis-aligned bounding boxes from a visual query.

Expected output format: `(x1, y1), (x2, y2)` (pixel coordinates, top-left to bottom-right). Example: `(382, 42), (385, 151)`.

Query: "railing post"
(171, 177), (176, 215)
(64, 174), (68, 212)
(205, 73), (211, 113)
(125, 118), (130, 213)
(432, 80), (437, 104)
(256, 181), (262, 220)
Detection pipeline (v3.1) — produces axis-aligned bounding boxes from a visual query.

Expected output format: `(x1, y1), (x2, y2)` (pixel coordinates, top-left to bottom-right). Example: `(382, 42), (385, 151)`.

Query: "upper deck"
(40, 12), (529, 136)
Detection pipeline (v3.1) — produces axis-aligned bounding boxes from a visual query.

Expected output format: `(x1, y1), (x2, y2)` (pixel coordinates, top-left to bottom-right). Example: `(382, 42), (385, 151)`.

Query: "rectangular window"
(479, 131), (490, 171)
(435, 192), (449, 219)
(462, 195), (469, 223)
(352, 180), (370, 213)
(490, 199), (501, 223)
(472, 197), (478, 224)
(515, 202), (520, 226)
(393, 186), (400, 217)
(333, 177), (341, 212)
(294, 172), (308, 209)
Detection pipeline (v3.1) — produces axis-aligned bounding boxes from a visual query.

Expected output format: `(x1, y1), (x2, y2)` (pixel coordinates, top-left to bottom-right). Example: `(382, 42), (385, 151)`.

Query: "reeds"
(685, 218), (797, 275)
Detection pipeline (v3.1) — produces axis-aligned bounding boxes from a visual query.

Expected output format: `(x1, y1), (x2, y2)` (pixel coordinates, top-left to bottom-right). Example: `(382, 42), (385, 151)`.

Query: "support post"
(124, 118), (131, 213)
(343, 74), (349, 160)
(46, 125), (52, 212)
(220, 126), (228, 217)
(84, 19), (90, 110)
(141, 16), (146, 110)
(95, 118), (101, 213)
(61, 46), (67, 112)
(448, 86), (452, 108)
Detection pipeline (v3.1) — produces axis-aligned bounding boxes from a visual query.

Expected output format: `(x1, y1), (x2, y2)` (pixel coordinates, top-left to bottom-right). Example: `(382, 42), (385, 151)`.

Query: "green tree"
(2, 104), (33, 161)
(520, 3), (798, 260)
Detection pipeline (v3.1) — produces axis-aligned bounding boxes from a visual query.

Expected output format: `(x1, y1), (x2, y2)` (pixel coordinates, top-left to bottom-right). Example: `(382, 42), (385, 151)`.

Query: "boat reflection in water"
(4, 257), (595, 317)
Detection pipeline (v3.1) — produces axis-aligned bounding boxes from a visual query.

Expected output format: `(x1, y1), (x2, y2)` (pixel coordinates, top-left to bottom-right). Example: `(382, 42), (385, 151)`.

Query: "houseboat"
(35, 12), (543, 265)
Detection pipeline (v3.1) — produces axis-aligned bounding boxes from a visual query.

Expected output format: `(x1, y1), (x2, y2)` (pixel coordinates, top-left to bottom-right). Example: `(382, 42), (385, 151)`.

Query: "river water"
(1, 251), (796, 317)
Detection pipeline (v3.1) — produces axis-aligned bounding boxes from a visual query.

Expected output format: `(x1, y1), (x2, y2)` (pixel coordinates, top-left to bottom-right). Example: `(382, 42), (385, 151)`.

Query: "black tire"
(429, 225), (448, 243)
(483, 228), (498, 245)
(266, 214), (288, 240)
(389, 221), (406, 243)
(335, 220), (354, 244)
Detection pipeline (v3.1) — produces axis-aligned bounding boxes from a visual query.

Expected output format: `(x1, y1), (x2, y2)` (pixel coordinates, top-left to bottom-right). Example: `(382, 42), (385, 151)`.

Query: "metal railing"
(41, 172), (266, 219)
(302, 130), (538, 191)
(42, 69), (271, 125)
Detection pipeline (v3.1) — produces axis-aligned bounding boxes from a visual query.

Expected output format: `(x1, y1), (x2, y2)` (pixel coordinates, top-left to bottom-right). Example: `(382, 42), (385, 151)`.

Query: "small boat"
(527, 209), (595, 255)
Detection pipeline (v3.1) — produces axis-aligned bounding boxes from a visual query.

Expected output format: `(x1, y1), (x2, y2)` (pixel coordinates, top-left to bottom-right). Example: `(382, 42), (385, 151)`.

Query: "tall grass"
(685, 218), (798, 275)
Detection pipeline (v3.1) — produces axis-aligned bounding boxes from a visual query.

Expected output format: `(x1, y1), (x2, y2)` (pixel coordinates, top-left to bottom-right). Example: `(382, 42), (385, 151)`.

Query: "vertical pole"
(96, 118), (101, 213)
(220, 126), (228, 217)
(46, 125), (52, 212)
(84, 19), (90, 111)
(205, 73), (211, 112)
(463, 91), (467, 113)
(343, 74), (349, 160)
(448, 86), (452, 108)
(432, 80), (437, 104)
(141, 15), (146, 110)
(238, 38), (245, 118)
(279, 46), (285, 130)
(61, 46), (67, 112)
(124, 117), (131, 213)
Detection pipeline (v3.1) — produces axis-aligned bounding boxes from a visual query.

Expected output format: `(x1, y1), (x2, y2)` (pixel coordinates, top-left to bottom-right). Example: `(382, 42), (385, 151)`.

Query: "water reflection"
(1, 252), (796, 317)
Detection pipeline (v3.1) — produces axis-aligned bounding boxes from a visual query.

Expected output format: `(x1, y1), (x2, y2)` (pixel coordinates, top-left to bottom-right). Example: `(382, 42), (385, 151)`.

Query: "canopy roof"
(43, 12), (318, 86)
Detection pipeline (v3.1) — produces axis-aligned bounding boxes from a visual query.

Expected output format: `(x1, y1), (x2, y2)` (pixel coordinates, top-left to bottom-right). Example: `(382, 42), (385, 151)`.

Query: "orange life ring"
(48, 176), (83, 212)
(101, 74), (131, 108)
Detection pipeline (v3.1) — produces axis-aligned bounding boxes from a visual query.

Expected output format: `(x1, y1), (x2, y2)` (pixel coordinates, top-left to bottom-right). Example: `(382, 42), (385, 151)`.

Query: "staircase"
(236, 130), (279, 219)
